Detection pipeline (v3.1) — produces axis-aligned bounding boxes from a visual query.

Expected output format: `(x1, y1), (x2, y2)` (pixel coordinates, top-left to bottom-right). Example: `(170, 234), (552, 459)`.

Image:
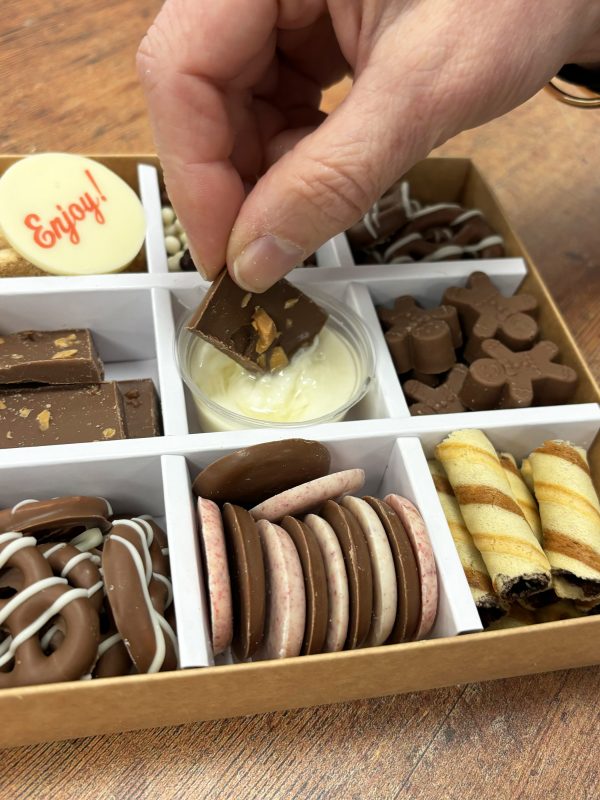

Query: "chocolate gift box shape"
(460, 339), (578, 410)
(498, 452), (542, 542)
(435, 429), (552, 601)
(0, 383), (128, 448)
(377, 296), (462, 375)
(428, 459), (506, 626)
(187, 270), (328, 374)
(404, 364), (468, 415)
(443, 271), (538, 361)
(529, 440), (600, 601)
(0, 329), (104, 385)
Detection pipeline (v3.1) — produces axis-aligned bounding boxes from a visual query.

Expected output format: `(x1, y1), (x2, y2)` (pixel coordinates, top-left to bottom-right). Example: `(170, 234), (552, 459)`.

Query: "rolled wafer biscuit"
(530, 440), (600, 601)
(428, 460), (506, 626)
(520, 457), (535, 494)
(436, 430), (551, 601)
(536, 599), (587, 623)
(499, 452), (542, 542)
(486, 604), (535, 630)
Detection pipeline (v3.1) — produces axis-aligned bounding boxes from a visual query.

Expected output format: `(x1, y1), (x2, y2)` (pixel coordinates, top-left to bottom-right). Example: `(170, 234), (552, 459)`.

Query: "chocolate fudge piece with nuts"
(0, 383), (128, 448)
(0, 329), (104, 384)
(187, 270), (328, 373)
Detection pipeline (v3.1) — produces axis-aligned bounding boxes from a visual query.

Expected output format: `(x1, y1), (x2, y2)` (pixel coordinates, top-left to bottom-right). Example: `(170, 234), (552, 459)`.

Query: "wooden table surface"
(1, 2), (599, 798)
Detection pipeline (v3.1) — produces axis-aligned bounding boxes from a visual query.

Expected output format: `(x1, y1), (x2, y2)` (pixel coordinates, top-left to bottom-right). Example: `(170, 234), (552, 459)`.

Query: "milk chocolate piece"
(443, 272), (539, 361)
(0, 383), (128, 448)
(281, 516), (328, 655)
(460, 340), (578, 410)
(192, 439), (331, 506)
(405, 364), (468, 415)
(364, 497), (421, 643)
(378, 296), (462, 375)
(117, 379), (161, 438)
(322, 500), (373, 650)
(187, 270), (328, 373)
(222, 503), (266, 660)
(0, 329), (104, 385)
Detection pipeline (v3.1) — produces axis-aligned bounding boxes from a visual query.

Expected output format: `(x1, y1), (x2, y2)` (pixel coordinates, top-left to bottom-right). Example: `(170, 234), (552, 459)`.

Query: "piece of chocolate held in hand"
(0, 496), (177, 687)
(193, 439), (439, 660)
(377, 296), (462, 375)
(377, 272), (578, 414)
(347, 181), (505, 264)
(187, 270), (328, 373)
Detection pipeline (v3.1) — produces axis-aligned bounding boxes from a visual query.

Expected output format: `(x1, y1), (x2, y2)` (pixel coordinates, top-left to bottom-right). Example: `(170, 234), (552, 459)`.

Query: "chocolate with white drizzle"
(347, 180), (505, 264)
(102, 518), (177, 674)
(0, 496), (112, 537)
(0, 531), (99, 687)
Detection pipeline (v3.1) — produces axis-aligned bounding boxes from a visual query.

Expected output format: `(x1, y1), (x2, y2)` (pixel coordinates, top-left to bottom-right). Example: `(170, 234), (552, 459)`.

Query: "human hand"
(138, 0), (600, 291)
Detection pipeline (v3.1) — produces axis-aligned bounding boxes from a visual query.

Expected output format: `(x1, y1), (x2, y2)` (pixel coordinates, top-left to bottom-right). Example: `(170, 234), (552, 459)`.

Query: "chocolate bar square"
(118, 379), (161, 438)
(0, 329), (104, 385)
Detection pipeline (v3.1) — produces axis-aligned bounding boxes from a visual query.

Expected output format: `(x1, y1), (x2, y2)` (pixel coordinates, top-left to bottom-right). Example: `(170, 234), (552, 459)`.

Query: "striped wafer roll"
(536, 600), (587, 623)
(436, 429), (551, 600)
(428, 460), (506, 626)
(499, 452), (542, 542)
(530, 440), (600, 601)
(520, 458), (534, 494)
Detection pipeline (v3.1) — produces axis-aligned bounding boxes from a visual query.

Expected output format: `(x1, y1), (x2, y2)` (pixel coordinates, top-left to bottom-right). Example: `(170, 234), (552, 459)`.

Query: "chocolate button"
(222, 503), (266, 660)
(281, 516), (328, 655)
(192, 439), (331, 506)
(321, 501), (373, 650)
(364, 497), (421, 643)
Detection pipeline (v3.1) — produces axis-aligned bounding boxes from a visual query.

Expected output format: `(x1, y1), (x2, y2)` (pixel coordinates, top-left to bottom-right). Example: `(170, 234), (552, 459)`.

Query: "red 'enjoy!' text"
(23, 169), (108, 249)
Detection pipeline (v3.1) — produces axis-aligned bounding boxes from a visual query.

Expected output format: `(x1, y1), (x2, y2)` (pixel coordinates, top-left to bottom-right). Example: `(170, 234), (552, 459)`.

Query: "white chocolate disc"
(0, 153), (146, 275)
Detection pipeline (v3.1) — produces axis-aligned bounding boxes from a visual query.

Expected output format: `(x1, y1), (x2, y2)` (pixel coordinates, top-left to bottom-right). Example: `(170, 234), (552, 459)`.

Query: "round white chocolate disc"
(0, 153), (146, 275)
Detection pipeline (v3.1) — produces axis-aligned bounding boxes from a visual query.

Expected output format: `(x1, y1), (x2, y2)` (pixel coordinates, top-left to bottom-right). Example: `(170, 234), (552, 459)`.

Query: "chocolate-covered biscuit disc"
(364, 497), (421, 643)
(281, 516), (328, 655)
(0, 496), (113, 537)
(192, 439), (331, 506)
(321, 501), (373, 650)
(222, 503), (266, 660)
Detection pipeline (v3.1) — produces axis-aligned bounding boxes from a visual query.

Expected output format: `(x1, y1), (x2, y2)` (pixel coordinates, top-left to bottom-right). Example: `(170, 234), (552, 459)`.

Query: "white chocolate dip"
(188, 327), (360, 431)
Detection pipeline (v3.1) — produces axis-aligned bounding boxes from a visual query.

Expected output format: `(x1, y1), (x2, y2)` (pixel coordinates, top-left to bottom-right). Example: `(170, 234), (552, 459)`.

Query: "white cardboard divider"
(137, 163), (168, 275)
(151, 288), (189, 435)
(378, 438), (481, 637)
(317, 232), (354, 267)
(161, 455), (213, 669)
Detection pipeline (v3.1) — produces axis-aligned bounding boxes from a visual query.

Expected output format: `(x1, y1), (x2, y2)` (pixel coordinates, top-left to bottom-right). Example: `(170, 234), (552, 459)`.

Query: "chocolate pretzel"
(0, 532), (99, 687)
(0, 496), (112, 538)
(103, 519), (177, 673)
(39, 542), (104, 613)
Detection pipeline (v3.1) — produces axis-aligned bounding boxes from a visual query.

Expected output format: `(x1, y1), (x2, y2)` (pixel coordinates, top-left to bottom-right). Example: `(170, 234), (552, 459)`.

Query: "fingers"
(227, 62), (435, 291)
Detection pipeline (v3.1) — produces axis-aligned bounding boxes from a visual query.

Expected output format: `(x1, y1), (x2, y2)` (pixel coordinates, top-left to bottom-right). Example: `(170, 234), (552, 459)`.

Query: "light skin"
(138, 0), (600, 291)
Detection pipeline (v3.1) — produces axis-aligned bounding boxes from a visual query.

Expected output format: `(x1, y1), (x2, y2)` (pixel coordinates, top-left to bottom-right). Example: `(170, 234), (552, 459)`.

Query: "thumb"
(227, 66), (438, 292)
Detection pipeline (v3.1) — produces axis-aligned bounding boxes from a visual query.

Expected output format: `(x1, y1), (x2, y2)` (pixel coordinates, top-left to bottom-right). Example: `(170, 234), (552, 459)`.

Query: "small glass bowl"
(175, 289), (376, 432)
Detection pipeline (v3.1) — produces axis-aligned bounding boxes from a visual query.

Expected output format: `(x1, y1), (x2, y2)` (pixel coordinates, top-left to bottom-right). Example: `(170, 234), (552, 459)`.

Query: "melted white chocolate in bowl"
(188, 326), (361, 431)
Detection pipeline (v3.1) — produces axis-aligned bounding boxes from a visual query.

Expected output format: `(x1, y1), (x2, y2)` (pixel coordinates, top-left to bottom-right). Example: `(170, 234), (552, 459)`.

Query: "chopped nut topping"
(18, 407), (32, 418)
(54, 333), (78, 348)
(0, 337), (5, 345)
(10, 354), (24, 360)
(285, 318), (293, 329)
(256, 354), (267, 370)
(252, 307), (279, 355)
(284, 297), (299, 310)
(102, 428), (117, 439)
(36, 410), (51, 431)
(241, 292), (253, 309)
(0, 400), (6, 410)
(269, 346), (289, 371)
(6, 431), (12, 439)
(51, 349), (78, 359)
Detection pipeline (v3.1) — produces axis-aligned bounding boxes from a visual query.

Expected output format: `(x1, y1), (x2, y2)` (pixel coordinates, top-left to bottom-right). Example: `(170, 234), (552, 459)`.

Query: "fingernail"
(187, 245), (209, 280)
(232, 235), (304, 292)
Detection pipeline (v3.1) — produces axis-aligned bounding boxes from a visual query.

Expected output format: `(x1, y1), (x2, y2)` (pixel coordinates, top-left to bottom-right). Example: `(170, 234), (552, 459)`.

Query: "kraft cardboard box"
(0, 155), (598, 749)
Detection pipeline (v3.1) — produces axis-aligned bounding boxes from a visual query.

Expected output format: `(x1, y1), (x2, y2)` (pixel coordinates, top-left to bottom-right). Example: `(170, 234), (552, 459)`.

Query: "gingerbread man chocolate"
(460, 339), (579, 410)
(443, 271), (539, 361)
(404, 364), (469, 415)
(377, 296), (462, 375)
